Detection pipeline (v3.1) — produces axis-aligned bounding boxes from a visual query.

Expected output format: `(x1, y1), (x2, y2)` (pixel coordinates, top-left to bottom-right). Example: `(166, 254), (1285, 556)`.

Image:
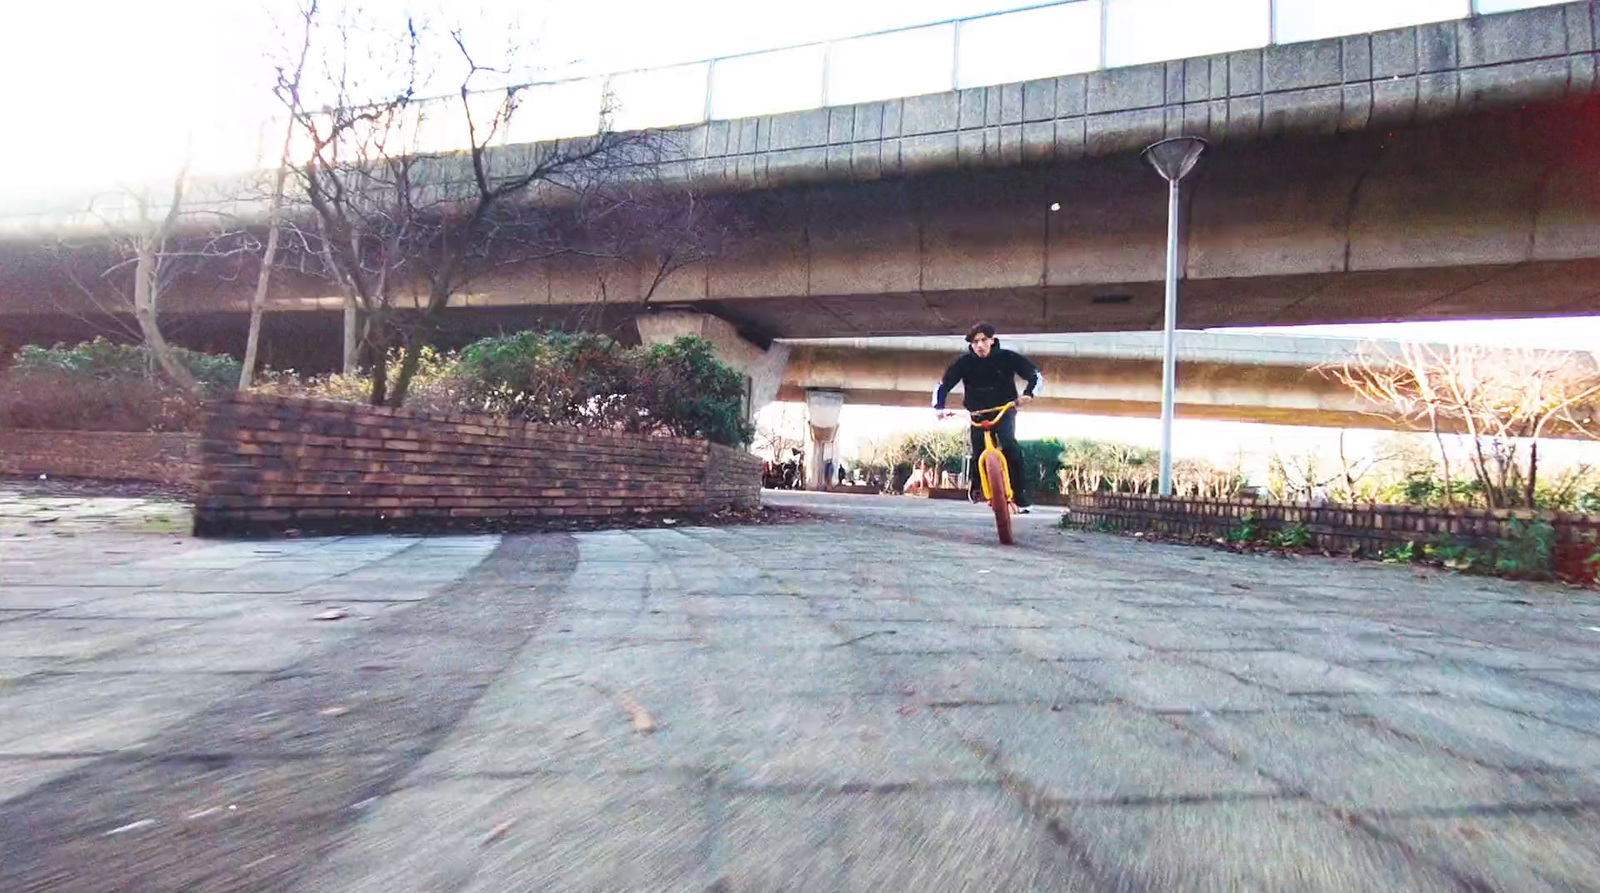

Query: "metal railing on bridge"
(0, 0), (1571, 221)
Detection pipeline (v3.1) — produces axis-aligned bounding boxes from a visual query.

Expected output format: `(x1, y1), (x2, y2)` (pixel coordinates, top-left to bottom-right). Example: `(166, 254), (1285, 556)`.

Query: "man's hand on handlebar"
(1017, 395), (1034, 406)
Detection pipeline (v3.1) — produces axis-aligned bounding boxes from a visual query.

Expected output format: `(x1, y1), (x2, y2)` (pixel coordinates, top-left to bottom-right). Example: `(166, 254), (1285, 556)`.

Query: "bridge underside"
(4, 100), (1600, 370)
(775, 344), (1599, 438)
(777, 385), (1384, 431)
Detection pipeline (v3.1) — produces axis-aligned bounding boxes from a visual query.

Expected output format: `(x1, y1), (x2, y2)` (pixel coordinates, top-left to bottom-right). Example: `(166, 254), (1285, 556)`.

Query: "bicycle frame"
(970, 402), (1016, 504)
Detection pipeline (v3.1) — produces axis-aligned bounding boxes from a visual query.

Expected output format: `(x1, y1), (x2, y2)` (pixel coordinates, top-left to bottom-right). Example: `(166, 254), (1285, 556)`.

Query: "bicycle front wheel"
(981, 450), (1014, 545)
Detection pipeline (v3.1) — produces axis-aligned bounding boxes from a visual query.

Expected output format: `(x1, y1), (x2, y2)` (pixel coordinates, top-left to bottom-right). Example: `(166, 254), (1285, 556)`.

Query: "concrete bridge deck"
(778, 330), (1600, 434)
(3, 482), (1599, 892)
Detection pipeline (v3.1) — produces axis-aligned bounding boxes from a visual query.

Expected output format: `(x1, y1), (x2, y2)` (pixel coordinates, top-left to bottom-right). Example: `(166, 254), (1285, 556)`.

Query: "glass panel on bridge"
(186, 118), (275, 178)
(608, 62), (712, 131)
(503, 78), (607, 143)
(710, 44), (828, 121)
(826, 23), (957, 106)
(955, 1), (1103, 89)
(1472, 0), (1570, 12)
(1104, 0), (1271, 68)
(412, 91), (513, 155)
(1275, 0), (1468, 44)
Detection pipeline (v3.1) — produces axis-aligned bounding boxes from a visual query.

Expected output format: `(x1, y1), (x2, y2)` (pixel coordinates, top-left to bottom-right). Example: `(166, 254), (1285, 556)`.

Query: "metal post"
(703, 58), (717, 123)
(951, 20), (963, 91)
(1158, 176), (1180, 498)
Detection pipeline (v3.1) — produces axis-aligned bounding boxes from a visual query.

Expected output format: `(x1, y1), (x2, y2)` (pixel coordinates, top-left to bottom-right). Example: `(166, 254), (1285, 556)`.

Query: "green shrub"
(1018, 437), (1065, 497)
(0, 369), (204, 432)
(1225, 514), (1261, 544)
(633, 337), (753, 447)
(451, 332), (751, 447)
(1270, 525), (1313, 549)
(1428, 539), (1490, 573)
(1428, 520), (1556, 580)
(1, 338), (242, 432)
(1492, 519), (1555, 580)
(13, 337), (240, 395)
(254, 347), (460, 412)
(1382, 541), (1419, 563)
(454, 331), (634, 427)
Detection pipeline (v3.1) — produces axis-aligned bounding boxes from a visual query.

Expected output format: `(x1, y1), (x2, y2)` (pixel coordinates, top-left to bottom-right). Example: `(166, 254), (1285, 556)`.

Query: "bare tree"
(128, 178), (203, 392)
(1326, 342), (1600, 508)
(270, 5), (674, 407)
(753, 403), (806, 462)
(52, 167), (253, 394)
(240, 0), (319, 389)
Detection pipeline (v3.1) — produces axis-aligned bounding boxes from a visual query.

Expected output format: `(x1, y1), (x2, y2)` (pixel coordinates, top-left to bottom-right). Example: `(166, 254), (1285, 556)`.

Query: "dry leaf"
(617, 693), (656, 734)
(482, 820), (514, 845)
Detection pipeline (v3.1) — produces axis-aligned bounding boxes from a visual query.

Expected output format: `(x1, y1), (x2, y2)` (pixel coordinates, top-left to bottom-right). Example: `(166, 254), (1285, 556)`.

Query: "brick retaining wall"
(1066, 492), (1600, 558)
(0, 429), (200, 486)
(193, 394), (762, 536)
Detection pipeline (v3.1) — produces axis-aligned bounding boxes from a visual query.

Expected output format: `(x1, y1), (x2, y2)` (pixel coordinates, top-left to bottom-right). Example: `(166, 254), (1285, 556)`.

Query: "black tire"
(982, 451), (1014, 545)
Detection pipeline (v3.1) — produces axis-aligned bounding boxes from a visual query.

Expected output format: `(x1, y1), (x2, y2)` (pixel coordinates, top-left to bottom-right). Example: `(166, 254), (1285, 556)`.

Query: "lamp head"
(1141, 136), (1209, 183)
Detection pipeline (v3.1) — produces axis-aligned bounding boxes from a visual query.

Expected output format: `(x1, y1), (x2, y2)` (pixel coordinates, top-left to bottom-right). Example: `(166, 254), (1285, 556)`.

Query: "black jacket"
(933, 340), (1043, 412)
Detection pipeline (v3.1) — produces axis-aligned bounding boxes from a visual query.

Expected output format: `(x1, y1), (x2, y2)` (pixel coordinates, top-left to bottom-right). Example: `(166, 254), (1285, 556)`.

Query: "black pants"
(968, 409), (1029, 507)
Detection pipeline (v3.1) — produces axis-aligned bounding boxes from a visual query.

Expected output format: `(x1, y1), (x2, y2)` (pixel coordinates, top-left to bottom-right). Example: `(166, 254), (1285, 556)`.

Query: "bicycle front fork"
(976, 431), (1013, 503)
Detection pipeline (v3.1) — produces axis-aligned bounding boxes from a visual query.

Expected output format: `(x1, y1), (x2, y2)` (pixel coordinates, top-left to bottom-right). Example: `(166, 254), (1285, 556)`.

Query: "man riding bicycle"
(934, 322), (1043, 512)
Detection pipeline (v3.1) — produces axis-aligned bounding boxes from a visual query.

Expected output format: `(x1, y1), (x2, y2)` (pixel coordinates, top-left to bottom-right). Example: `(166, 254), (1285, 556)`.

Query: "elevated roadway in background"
(777, 330), (1600, 436)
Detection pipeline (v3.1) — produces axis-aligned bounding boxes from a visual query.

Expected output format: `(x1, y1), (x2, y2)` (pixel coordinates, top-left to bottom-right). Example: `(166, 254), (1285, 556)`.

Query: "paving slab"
(1060, 657), (1288, 712)
(879, 652), (1105, 705)
(1372, 809), (1600, 893)
(0, 617), (198, 661)
(0, 671), (256, 755)
(1046, 799), (1461, 892)
(1190, 649), (1433, 695)
(297, 776), (719, 893)
(1175, 710), (1565, 813)
(1327, 694), (1600, 771)
(0, 756), (95, 803)
(939, 703), (1283, 802)
(715, 788), (1099, 892)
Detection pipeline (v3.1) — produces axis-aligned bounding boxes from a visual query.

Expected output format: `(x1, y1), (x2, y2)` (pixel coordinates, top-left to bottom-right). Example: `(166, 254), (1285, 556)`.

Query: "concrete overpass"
(3, 3), (1599, 368)
(780, 331), (1401, 430)
(771, 328), (1600, 487)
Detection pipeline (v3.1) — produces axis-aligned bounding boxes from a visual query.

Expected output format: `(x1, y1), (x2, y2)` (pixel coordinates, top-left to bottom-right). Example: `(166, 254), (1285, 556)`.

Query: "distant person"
(904, 460), (927, 496)
(934, 322), (1043, 512)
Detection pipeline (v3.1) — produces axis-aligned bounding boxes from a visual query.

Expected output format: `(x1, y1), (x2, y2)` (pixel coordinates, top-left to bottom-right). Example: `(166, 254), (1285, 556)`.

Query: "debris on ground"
(617, 692), (656, 734)
(482, 820), (514, 846)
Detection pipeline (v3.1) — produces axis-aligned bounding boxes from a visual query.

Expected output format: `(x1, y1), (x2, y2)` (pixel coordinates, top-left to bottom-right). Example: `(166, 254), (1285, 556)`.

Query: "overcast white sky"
(0, 0), (1030, 187)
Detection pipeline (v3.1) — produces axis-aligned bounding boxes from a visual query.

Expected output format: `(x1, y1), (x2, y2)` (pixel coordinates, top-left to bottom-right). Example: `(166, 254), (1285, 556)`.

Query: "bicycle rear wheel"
(981, 450), (1014, 545)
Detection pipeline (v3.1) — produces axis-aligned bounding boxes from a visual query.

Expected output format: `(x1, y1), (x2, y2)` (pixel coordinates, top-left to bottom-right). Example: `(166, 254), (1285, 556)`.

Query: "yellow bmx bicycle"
(970, 401), (1018, 545)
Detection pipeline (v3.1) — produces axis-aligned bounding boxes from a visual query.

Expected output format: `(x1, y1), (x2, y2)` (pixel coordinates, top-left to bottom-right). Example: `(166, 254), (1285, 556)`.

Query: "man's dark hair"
(966, 322), (996, 343)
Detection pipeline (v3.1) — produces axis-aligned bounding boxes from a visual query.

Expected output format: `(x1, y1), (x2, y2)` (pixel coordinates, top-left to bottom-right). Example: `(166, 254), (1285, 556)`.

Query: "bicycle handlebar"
(968, 401), (1016, 429)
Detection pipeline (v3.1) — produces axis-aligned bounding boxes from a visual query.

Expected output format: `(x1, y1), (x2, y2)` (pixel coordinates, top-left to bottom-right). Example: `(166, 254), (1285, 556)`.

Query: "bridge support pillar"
(635, 311), (789, 421)
(804, 389), (844, 491)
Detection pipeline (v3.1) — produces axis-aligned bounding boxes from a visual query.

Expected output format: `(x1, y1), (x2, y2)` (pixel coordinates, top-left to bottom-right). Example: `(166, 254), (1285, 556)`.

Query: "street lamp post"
(1140, 136), (1208, 498)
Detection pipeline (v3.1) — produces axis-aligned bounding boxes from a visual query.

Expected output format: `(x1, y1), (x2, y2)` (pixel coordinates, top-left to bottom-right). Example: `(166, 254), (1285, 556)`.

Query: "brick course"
(192, 394), (762, 536)
(0, 430), (200, 486)
(1066, 492), (1600, 558)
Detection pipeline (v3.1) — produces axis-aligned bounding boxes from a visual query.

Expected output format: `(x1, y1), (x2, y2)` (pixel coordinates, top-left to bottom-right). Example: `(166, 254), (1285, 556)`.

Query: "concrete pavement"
(3, 484), (1600, 891)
